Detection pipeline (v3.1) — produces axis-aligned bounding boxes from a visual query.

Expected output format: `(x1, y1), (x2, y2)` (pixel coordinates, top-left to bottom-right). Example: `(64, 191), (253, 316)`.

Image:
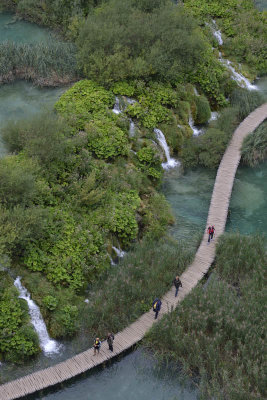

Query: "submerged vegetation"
(146, 233), (267, 399)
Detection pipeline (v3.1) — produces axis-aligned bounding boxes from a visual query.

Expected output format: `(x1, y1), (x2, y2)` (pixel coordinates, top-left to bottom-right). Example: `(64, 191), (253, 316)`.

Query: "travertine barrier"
(1, 103), (266, 400)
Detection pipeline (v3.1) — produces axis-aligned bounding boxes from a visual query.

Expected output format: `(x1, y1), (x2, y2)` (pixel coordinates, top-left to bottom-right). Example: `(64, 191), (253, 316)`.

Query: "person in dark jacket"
(152, 298), (162, 319)
(107, 332), (114, 352)
(173, 275), (182, 297)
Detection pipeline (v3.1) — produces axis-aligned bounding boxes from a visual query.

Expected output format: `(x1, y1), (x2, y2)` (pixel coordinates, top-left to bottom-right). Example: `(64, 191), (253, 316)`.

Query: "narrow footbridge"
(1, 104), (266, 400)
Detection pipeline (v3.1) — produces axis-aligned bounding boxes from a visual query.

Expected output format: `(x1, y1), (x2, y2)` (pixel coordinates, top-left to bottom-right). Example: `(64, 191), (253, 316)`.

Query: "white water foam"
(108, 254), (116, 266)
(209, 111), (219, 122)
(211, 19), (223, 45)
(112, 96), (122, 114)
(188, 114), (202, 136)
(14, 277), (61, 355)
(129, 119), (135, 136)
(154, 128), (179, 169)
(112, 246), (126, 258)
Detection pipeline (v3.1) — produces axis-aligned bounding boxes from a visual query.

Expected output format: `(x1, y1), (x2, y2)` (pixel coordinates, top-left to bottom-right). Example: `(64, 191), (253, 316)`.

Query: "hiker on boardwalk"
(211, 225), (215, 240)
(207, 225), (212, 243)
(152, 298), (162, 319)
(173, 275), (182, 297)
(107, 332), (114, 352)
(93, 337), (101, 355)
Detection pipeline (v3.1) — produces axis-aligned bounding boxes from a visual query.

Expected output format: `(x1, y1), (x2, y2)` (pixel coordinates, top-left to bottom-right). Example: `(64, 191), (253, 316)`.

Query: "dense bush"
(146, 233), (267, 399)
(183, 0), (267, 76)
(241, 121), (267, 166)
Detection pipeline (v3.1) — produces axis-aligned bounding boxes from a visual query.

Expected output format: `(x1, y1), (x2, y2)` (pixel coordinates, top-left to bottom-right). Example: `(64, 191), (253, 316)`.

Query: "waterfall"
(129, 119), (135, 136)
(14, 277), (61, 355)
(112, 246), (126, 258)
(209, 111), (219, 122)
(210, 20), (257, 91)
(211, 19), (223, 45)
(108, 254), (116, 266)
(220, 57), (257, 91)
(188, 114), (202, 136)
(154, 128), (179, 169)
(112, 96), (122, 114)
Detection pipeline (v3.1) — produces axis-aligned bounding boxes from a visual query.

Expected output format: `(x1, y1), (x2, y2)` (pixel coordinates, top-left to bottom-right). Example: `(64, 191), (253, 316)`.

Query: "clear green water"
(37, 351), (197, 400)
(0, 12), (54, 43)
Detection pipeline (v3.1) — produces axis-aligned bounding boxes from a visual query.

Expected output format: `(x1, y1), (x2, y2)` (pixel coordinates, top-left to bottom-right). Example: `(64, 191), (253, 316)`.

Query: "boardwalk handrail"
(0, 103), (266, 400)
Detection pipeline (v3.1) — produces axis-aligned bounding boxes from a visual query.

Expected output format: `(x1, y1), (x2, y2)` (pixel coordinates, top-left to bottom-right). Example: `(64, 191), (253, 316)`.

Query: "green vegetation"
(184, 0), (267, 76)
(242, 121), (267, 166)
(81, 237), (193, 336)
(146, 233), (267, 399)
(0, 41), (78, 86)
(181, 89), (265, 169)
(0, 272), (39, 363)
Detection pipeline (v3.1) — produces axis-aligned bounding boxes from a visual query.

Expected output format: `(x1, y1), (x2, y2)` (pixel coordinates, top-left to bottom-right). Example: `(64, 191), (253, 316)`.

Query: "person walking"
(152, 298), (162, 319)
(211, 225), (215, 240)
(93, 337), (101, 355)
(207, 225), (212, 243)
(173, 275), (182, 297)
(107, 332), (114, 352)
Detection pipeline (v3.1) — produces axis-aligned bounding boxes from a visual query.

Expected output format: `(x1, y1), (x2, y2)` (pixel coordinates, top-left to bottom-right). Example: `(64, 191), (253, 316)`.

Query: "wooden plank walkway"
(0, 103), (266, 400)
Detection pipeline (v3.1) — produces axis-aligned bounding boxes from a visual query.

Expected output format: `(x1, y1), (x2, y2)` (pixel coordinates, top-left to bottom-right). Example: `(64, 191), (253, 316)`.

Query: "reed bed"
(0, 40), (78, 86)
(146, 233), (266, 399)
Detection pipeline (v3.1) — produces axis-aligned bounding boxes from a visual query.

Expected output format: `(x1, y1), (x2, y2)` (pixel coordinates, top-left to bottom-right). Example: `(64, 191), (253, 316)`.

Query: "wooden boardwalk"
(0, 104), (266, 400)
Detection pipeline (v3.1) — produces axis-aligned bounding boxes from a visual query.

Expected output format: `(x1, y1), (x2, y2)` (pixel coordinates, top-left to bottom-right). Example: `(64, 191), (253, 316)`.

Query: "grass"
(0, 40), (78, 86)
(241, 121), (267, 167)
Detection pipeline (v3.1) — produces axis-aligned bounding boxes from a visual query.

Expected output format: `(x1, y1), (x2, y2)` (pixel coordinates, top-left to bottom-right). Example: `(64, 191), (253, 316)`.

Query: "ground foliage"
(181, 89), (265, 169)
(241, 120), (267, 166)
(146, 233), (267, 399)
(183, 0), (267, 76)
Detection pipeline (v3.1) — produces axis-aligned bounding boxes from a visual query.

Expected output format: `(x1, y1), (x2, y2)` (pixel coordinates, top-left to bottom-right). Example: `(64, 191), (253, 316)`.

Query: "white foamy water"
(108, 254), (116, 266)
(112, 97), (122, 114)
(154, 128), (179, 169)
(188, 114), (202, 136)
(14, 277), (61, 355)
(210, 20), (257, 91)
(211, 19), (223, 45)
(112, 246), (126, 258)
(129, 119), (135, 136)
(209, 111), (219, 122)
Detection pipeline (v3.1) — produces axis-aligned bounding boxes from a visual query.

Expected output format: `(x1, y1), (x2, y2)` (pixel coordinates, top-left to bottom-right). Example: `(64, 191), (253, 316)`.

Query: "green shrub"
(194, 95), (211, 124)
(55, 80), (114, 130)
(43, 295), (58, 311)
(136, 146), (162, 180)
(86, 118), (129, 159)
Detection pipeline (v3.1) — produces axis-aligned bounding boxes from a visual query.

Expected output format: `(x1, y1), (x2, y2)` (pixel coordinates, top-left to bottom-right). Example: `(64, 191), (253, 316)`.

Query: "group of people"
(93, 224), (215, 355)
(93, 275), (183, 355)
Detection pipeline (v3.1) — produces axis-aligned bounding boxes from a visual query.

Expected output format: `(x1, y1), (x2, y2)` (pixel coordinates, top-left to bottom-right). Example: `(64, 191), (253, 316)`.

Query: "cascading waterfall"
(154, 128), (179, 169)
(211, 19), (223, 45)
(14, 277), (61, 355)
(129, 119), (135, 136)
(210, 20), (257, 91)
(112, 96), (122, 114)
(188, 114), (202, 136)
(112, 246), (126, 258)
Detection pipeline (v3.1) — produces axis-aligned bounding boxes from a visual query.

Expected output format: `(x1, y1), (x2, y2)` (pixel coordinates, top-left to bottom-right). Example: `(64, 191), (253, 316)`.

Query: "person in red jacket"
(207, 226), (212, 243)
